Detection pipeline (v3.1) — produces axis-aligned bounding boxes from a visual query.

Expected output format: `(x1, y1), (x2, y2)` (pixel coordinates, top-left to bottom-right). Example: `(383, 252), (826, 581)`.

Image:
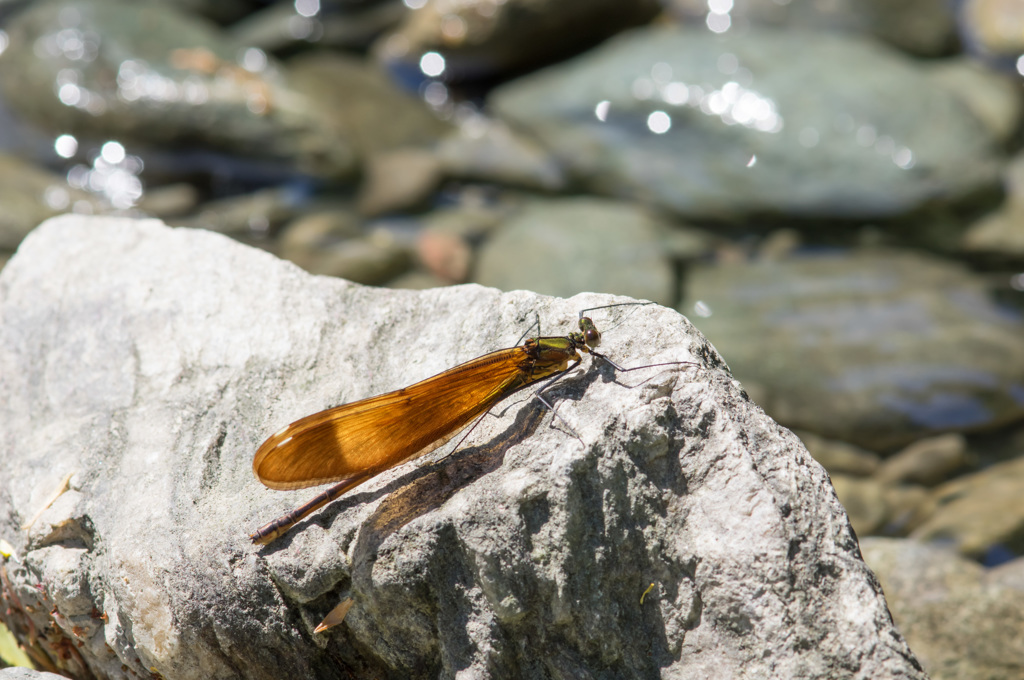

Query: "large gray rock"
(0, 216), (924, 679)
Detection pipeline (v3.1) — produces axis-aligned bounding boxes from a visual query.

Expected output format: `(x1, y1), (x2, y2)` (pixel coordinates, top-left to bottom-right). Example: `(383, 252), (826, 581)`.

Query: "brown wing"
(253, 346), (536, 490)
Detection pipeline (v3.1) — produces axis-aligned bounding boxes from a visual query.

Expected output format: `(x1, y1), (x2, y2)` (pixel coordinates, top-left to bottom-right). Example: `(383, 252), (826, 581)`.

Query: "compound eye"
(579, 317), (601, 347)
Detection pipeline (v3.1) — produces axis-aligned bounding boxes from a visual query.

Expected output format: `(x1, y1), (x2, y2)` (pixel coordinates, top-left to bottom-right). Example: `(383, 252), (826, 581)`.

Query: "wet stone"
(663, 0), (959, 57)
(0, 0), (355, 177)
(434, 119), (567, 192)
(684, 249), (1024, 451)
(373, 0), (660, 81)
(228, 1), (407, 54)
(474, 197), (676, 306)
(490, 26), (1002, 221)
(286, 51), (452, 160)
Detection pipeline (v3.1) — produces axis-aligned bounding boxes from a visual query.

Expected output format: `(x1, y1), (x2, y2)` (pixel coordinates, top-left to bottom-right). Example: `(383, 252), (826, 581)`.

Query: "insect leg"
(531, 359), (585, 440)
(589, 350), (699, 374)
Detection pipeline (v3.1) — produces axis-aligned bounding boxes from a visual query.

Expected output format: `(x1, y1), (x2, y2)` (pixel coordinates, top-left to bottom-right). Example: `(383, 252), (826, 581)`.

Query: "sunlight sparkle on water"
(288, 16), (315, 39)
(55, 134), (78, 158)
(239, 47), (267, 73)
(420, 51), (446, 77)
(43, 185), (71, 210)
(706, 11), (731, 33)
(647, 111), (671, 134)
(423, 81), (448, 107)
(101, 141), (125, 164)
(294, 0), (320, 17)
(892, 147), (914, 169)
(441, 15), (468, 41)
(662, 82), (688, 105)
(66, 142), (145, 210)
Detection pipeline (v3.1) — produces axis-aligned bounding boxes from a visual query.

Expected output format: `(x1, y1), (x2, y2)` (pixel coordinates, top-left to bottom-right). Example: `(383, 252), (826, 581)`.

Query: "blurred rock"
(880, 483), (930, 536)
(136, 182), (200, 218)
(417, 201), (506, 243)
(287, 51), (451, 160)
(165, 0), (252, 25)
(830, 475), (887, 536)
(174, 186), (305, 237)
(435, 117), (567, 192)
(861, 537), (1024, 680)
(412, 201), (507, 282)
(357, 148), (443, 216)
(386, 268), (449, 289)
(926, 58), (1023, 146)
(373, 0), (660, 81)
(988, 555), (1024, 591)
(664, 0), (959, 57)
(685, 249), (1024, 451)
(875, 433), (970, 486)
(278, 206), (363, 256)
(475, 197), (676, 306)
(491, 27), (1002, 221)
(796, 430), (881, 476)
(416, 228), (470, 283)
(963, 152), (1024, 260)
(228, 0), (407, 53)
(0, 214), (925, 679)
(962, 0), (1024, 57)
(0, 153), (105, 250)
(910, 454), (1024, 559)
(0, 0), (356, 177)
(284, 227), (414, 283)
(756, 228), (803, 261)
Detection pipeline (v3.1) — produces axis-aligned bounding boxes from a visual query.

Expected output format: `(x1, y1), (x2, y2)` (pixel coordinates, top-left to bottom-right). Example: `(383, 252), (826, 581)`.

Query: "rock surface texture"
(0, 216), (925, 679)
